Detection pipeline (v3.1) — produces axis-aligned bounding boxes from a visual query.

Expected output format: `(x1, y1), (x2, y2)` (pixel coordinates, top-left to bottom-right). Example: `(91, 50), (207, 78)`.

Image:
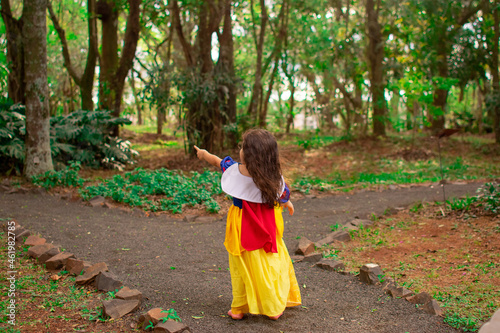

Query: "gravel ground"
(0, 182), (481, 332)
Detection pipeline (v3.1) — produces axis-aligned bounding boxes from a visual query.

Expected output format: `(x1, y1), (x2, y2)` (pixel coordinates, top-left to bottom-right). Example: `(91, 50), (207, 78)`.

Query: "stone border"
(291, 218), (444, 316)
(2, 220), (192, 332)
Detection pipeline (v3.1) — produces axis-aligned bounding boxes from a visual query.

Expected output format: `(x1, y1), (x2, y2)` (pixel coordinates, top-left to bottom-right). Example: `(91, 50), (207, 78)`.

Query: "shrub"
(0, 103), (26, 174)
(50, 110), (138, 169)
(0, 101), (138, 174)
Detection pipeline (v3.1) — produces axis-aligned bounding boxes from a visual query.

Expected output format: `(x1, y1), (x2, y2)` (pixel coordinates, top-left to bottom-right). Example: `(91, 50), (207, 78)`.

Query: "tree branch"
(115, 0), (141, 85)
(47, 1), (82, 86)
(171, 0), (194, 66)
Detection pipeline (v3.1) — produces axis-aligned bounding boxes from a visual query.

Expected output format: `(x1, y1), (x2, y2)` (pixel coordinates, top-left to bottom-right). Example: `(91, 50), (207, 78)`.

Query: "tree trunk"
(81, 0), (98, 110)
(366, 0), (387, 136)
(431, 42), (448, 132)
(97, 0), (141, 137)
(48, 0), (98, 111)
(1, 0), (25, 104)
(23, 0), (54, 177)
(97, 0), (118, 112)
(172, 0), (224, 153)
(286, 82), (295, 133)
(247, 0), (268, 126)
(217, 0), (237, 148)
(258, 0), (288, 128)
(493, 0), (500, 143)
(128, 72), (142, 125)
(259, 60), (278, 128)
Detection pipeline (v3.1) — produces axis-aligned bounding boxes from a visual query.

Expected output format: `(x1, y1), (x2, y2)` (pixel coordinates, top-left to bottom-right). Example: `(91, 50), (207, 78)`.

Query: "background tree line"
(0, 0), (499, 177)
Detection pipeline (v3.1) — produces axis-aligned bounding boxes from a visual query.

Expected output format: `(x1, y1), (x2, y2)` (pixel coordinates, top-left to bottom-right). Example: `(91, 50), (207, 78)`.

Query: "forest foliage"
(0, 0), (499, 178)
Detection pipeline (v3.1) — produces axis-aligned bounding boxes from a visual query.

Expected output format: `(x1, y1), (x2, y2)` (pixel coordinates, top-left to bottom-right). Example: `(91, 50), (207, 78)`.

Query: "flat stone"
(183, 215), (199, 222)
(382, 279), (396, 292)
(13, 226), (28, 237)
(31, 187), (47, 195)
(315, 230), (351, 247)
(348, 219), (374, 228)
(359, 263), (384, 285)
(290, 255), (304, 263)
(316, 259), (345, 272)
(388, 286), (413, 298)
(102, 202), (115, 209)
(102, 298), (140, 319)
(479, 309), (500, 333)
(15, 230), (31, 243)
(302, 253), (323, 262)
(66, 258), (92, 275)
(406, 292), (432, 305)
(39, 247), (61, 264)
(139, 308), (171, 330)
(115, 286), (143, 302)
(24, 235), (46, 246)
(75, 262), (108, 285)
(153, 320), (192, 333)
(88, 195), (105, 207)
(294, 237), (315, 256)
(59, 192), (72, 200)
(192, 216), (217, 223)
(28, 243), (56, 259)
(422, 299), (443, 316)
(95, 271), (123, 292)
(45, 252), (75, 270)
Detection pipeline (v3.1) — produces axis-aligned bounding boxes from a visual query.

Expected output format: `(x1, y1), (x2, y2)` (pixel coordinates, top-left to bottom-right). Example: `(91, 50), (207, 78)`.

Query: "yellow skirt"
(225, 205), (302, 317)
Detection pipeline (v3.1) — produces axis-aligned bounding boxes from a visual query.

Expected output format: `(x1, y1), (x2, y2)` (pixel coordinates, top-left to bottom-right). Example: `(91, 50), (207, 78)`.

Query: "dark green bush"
(0, 101), (138, 174)
(50, 109), (138, 169)
(0, 103), (26, 174)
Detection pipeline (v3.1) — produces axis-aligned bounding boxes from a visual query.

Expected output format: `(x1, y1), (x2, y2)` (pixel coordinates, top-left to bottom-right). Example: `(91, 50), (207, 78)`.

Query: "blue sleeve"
(279, 183), (290, 203)
(220, 156), (237, 173)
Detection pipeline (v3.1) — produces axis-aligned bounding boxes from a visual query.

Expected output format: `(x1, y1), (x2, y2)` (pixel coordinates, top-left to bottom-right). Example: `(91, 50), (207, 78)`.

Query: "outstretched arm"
(194, 146), (222, 168)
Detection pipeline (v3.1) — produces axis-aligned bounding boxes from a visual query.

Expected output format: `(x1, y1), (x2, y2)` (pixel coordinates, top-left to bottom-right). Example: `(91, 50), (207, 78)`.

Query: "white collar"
(221, 164), (284, 203)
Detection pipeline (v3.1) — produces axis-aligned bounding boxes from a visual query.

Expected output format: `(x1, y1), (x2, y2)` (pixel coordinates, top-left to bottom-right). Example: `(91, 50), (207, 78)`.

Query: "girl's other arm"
(282, 200), (294, 216)
(194, 146), (222, 168)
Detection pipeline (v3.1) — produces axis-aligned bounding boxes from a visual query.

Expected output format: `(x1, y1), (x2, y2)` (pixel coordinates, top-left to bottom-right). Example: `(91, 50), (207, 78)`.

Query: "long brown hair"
(241, 129), (283, 208)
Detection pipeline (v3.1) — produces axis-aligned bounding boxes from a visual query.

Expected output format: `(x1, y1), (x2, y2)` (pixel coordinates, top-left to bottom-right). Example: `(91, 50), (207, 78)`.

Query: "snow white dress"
(220, 156), (301, 317)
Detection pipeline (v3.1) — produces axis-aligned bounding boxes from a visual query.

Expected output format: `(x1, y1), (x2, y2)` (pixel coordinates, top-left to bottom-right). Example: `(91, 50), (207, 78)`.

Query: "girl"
(194, 129), (301, 321)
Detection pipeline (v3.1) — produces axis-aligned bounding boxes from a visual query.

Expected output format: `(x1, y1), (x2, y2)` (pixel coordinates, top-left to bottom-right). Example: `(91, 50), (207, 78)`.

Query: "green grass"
(292, 157), (498, 194)
(434, 284), (499, 332)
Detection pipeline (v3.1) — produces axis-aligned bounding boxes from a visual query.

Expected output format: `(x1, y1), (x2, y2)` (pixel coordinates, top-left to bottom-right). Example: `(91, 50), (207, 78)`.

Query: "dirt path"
(0, 183), (481, 332)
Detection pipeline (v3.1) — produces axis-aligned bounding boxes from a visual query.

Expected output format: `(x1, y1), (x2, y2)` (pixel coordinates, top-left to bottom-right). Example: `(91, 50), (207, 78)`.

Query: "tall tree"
(97, 0), (141, 136)
(23, 0), (54, 177)
(246, 0), (268, 126)
(216, 0), (238, 147)
(366, 0), (388, 136)
(172, 0), (229, 152)
(48, 0), (98, 111)
(412, 0), (486, 131)
(492, 0), (500, 143)
(1, 0), (24, 103)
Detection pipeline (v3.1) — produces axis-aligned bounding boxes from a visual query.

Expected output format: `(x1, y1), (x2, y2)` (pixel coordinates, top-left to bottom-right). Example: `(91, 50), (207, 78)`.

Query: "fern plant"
(0, 103), (26, 174)
(0, 101), (138, 174)
(50, 110), (138, 169)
